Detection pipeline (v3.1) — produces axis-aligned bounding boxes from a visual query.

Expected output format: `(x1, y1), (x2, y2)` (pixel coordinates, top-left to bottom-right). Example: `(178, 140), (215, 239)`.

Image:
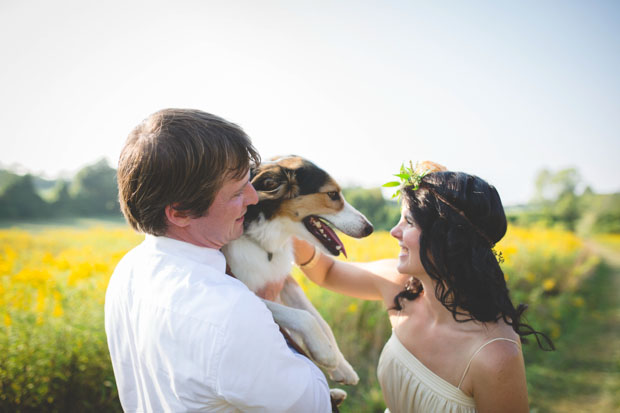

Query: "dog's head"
(245, 155), (373, 257)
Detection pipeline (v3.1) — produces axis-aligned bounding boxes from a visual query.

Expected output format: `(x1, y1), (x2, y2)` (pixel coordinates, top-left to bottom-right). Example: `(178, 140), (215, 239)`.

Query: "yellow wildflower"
(542, 278), (556, 292)
(572, 297), (585, 308)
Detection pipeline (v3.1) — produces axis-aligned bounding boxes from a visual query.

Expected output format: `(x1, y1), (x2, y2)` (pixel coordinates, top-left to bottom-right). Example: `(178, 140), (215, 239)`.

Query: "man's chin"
(230, 227), (244, 242)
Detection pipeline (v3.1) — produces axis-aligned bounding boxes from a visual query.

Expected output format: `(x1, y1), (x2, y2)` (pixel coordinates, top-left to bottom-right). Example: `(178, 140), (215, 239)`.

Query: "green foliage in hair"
(382, 161), (432, 199)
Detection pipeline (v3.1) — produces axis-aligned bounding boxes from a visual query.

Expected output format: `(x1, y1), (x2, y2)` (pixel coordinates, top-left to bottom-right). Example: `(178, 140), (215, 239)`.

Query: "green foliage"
(579, 192), (620, 234)
(0, 174), (50, 219)
(0, 159), (121, 221)
(50, 181), (73, 214)
(0, 224), (611, 412)
(1, 307), (121, 412)
(524, 252), (620, 412)
(508, 167), (620, 235)
(342, 187), (400, 231)
(32, 176), (58, 198)
(70, 159), (119, 216)
(382, 161), (431, 199)
(0, 170), (19, 194)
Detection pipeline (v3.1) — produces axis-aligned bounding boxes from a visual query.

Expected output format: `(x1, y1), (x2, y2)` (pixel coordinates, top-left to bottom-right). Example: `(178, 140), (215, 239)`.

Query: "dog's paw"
(328, 359), (359, 385)
(329, 388), (347, 407)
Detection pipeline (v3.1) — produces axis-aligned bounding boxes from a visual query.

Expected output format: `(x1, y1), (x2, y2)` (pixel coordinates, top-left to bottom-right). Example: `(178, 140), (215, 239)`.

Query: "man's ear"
(165, 205), (191, 228)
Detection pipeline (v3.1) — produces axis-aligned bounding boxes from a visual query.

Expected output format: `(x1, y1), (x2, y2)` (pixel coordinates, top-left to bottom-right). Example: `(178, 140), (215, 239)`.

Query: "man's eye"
(327, 191), (340, 201)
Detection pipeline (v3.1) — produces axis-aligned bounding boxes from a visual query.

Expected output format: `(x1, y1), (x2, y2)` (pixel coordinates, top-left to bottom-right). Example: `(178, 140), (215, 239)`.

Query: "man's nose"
(245, 182), (259, 205)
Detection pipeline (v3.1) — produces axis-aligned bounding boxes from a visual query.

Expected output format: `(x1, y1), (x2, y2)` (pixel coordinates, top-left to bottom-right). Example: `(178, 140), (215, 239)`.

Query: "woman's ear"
(165, 204), (191, 228)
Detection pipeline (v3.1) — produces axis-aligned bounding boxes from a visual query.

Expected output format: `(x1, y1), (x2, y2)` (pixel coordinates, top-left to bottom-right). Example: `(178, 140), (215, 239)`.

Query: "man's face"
(183, 170), (258, 249)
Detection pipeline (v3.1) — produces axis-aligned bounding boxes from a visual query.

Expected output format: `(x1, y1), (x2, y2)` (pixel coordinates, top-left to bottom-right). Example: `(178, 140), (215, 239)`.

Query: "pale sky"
(1, 0), (619, 205)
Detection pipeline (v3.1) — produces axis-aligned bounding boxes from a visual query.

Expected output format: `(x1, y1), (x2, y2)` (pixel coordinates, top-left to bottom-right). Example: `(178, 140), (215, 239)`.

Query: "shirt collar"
(144, 234), (227, 273)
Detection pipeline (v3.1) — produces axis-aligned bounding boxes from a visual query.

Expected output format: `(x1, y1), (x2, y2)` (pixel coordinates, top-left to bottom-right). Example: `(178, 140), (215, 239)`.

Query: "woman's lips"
(399, 244), (409, 257)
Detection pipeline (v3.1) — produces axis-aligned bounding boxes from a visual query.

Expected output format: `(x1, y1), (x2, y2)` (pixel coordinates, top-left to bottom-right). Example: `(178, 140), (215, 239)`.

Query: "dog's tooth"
(336, 246), (341, 250)
(316, 222), (322, 228)
(319, 229), (324, 234)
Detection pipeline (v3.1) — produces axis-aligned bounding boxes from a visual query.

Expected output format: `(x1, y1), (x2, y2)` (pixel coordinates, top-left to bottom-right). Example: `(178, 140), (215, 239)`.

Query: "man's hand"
(256, 278), (286, 301)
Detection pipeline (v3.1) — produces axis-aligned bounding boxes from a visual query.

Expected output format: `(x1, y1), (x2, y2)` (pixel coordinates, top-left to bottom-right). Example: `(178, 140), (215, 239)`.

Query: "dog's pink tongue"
(321, 223), (347, 258)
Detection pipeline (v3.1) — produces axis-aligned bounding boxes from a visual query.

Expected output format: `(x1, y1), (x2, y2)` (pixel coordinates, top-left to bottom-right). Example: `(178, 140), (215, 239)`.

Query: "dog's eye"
(327, 191), (340, 201)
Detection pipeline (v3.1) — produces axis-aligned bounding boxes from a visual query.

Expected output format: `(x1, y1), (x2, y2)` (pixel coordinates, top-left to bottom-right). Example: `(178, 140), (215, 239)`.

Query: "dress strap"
(457, 338), (520, 389)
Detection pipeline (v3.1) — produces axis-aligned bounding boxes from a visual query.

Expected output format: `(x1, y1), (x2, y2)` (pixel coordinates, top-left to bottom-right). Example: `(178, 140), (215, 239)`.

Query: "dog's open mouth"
(302, 216), (347, 258)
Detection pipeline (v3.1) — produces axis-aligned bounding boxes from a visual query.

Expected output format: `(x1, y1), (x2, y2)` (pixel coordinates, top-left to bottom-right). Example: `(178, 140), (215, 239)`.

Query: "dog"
(222, 155), (373, 401)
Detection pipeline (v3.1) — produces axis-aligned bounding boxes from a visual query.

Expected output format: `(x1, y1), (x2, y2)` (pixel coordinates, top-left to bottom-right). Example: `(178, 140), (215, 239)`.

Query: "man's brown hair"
(117, 109), (260, 236)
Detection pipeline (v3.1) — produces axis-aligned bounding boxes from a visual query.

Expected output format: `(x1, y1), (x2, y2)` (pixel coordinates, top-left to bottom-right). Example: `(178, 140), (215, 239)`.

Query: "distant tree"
(50, 180), (75, 216)
(533, 168), (554, 204)
(0, 169), (19, 194)
(32, 175), (58, 193)
(0, 174), (50, 218)
(70, 159), (120, 216)
(531, 168), (582, 230)
(342, 187), (400, 231)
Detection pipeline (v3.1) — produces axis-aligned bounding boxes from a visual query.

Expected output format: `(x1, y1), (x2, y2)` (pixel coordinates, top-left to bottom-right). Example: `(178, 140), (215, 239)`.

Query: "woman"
(293, 164), (553, 413)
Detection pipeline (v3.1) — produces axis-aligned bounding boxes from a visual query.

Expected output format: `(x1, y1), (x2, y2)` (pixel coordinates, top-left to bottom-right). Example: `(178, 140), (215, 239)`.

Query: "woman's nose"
(390, 222), (402, 240)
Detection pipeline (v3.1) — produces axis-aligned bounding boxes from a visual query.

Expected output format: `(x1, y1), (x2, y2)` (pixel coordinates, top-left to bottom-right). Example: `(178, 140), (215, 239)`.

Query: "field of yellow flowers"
(0, 224), (601, 412)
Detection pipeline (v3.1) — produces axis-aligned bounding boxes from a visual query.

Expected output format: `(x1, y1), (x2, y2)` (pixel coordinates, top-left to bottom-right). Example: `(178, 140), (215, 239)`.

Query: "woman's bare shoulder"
(469, 331), (528, 412)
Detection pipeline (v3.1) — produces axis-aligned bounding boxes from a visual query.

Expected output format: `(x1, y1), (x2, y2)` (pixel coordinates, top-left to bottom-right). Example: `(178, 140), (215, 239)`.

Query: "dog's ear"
(251, 166), (299, 201)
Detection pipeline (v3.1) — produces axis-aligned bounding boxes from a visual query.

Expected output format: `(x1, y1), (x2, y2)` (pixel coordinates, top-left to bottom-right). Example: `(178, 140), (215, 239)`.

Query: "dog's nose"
(363, 223), (374, 237)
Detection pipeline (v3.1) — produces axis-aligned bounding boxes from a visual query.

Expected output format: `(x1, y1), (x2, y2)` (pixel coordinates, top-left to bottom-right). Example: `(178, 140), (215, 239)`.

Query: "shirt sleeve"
(216, 291), (331, 413)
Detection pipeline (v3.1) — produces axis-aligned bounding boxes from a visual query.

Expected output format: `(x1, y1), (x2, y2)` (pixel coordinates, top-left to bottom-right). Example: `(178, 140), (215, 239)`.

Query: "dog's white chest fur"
(222, 216), (299, 292)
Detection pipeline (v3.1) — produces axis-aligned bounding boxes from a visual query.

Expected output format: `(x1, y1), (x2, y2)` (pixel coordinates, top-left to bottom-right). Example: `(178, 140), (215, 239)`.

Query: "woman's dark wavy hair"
(392, 171), (554, 351)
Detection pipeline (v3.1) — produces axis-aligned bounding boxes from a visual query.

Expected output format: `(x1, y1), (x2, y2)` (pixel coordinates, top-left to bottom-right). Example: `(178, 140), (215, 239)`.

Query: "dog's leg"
(261, 299), (339, 369)
(330, 388), (347, 407)
(280, 277), (359, 385)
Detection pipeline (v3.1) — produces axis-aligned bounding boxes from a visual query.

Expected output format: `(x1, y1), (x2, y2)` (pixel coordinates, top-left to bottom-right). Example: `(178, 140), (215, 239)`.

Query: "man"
(105, 109), (331, 412)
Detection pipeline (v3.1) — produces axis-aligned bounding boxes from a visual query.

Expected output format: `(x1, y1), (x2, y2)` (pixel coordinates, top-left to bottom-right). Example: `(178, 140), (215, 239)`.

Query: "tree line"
(507, 168), (620, 234)
(0, 159), (119, 220)
(0, 159), (404, 229)
(0, 161), (617, 235)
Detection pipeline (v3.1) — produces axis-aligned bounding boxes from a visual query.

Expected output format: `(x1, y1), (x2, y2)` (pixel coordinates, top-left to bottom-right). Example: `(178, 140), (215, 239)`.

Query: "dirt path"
(530, 242), (620, 412)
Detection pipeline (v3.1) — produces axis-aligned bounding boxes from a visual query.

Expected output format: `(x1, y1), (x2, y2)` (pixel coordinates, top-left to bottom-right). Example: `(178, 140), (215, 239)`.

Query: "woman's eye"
(327, 191), (340, 201)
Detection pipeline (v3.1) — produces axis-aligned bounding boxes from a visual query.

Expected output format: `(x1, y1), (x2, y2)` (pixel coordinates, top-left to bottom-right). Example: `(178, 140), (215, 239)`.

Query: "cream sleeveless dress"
(378, 332), (519, 412)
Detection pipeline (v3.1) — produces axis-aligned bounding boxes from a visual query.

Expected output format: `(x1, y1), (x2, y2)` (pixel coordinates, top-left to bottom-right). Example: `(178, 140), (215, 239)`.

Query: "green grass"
(525, 242), (620, 412)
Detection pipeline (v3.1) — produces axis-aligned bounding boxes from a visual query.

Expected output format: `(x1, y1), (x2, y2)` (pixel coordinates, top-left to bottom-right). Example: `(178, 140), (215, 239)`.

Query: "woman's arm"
(470, 341), (529, 413)
(293, 238), (407, 303)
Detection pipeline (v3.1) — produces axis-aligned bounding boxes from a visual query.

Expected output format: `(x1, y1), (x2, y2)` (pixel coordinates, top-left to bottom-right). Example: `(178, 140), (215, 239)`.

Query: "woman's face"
(390, 204), (425, 276)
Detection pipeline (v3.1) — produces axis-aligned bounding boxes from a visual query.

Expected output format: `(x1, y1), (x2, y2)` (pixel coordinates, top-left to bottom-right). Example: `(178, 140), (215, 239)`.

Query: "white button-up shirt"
(105, 235), (330, 412)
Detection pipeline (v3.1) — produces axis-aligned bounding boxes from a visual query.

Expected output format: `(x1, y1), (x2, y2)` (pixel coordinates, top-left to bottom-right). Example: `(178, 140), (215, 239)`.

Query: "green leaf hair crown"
(382, 161), (432, 199)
